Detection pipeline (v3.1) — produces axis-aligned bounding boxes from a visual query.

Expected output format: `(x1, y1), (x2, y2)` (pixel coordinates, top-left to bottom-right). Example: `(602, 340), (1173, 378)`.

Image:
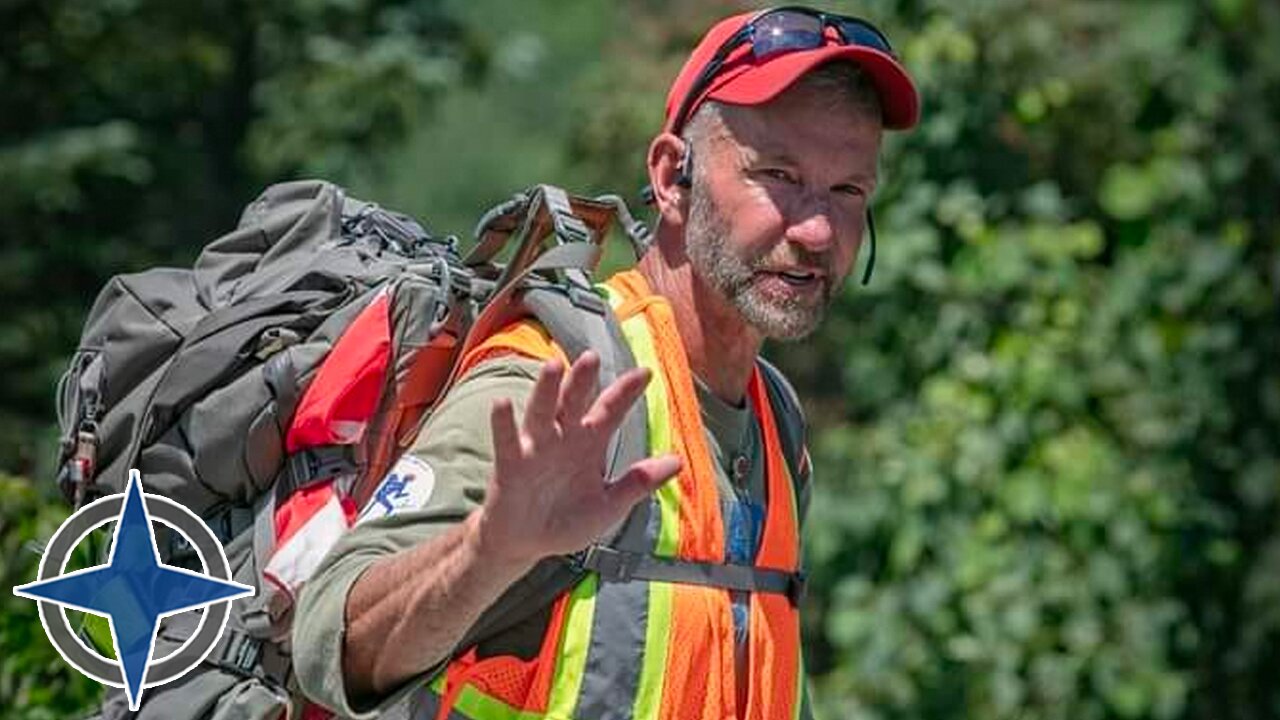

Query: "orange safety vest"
(412, 269), (808, 720)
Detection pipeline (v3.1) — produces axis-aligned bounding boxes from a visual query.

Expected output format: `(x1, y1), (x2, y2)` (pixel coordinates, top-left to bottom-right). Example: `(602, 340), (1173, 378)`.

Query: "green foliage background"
(1, 0), (1276, 718)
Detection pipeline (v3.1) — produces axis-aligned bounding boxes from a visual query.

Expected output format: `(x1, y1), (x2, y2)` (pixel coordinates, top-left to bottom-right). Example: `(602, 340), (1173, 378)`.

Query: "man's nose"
(784, 200), (836, 254)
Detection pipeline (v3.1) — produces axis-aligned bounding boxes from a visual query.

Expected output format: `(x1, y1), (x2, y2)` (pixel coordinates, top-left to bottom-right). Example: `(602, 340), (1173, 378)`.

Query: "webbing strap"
(162, 613), (291, 686)
(541, 185), (597, 294)
(757, 357), (809, 490)
(576, 545), (807, 607)
(239, 491), (279, 640)
(541, 185), (592, 246)
(440, 241), (601, 397)
(168, 505), (254, 562)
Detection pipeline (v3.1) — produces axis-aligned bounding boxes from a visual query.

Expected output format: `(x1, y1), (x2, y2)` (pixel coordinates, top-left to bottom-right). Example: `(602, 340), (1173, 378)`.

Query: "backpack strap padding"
(756, 357), (811, 496)
(522, 285), (651, 552)
(447, 279), (654, 656)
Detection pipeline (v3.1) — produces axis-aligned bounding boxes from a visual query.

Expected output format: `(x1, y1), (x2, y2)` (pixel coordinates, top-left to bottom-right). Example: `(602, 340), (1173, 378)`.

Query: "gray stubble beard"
(684, 181), (834, 341)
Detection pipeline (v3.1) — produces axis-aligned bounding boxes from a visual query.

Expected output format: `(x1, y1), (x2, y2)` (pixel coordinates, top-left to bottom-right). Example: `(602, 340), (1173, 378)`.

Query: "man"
(294, 7), (919, 719)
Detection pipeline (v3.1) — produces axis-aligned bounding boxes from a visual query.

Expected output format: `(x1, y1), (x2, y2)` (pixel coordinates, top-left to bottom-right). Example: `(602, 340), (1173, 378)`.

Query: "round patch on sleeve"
(357, 455), (437, 525)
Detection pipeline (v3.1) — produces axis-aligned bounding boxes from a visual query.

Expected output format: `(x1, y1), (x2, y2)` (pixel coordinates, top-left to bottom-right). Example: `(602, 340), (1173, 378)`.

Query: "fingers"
(557, 351), (600, 426)
(522, 359), (564, 442)
(606, 454), (682, 508)
(581, 366), (652, 435)
(489, 397), (521, 468)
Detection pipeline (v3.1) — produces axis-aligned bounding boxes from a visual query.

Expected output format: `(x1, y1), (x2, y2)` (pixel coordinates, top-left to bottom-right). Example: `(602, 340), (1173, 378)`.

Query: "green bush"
(0, 474), (103, 719)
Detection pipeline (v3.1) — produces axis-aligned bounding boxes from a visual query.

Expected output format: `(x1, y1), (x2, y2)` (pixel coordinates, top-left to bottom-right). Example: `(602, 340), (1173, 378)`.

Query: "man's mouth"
(776, 269), (817, 286)
(758, 268), (824, 287)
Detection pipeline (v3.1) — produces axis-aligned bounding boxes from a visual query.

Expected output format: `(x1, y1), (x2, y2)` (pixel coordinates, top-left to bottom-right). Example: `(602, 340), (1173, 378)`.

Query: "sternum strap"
(575, 545), (806, 606)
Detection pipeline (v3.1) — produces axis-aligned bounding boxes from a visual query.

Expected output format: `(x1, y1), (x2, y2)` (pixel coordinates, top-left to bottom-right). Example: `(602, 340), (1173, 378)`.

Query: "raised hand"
(474, 350), (682, 564)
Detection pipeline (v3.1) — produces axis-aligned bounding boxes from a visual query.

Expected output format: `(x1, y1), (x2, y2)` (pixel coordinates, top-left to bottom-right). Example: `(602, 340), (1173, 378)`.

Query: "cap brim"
(706, 45), (919, 130)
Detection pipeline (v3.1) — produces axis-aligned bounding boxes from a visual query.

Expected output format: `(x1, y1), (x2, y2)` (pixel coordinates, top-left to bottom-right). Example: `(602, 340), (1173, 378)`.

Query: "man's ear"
(646, 133), (691, 227)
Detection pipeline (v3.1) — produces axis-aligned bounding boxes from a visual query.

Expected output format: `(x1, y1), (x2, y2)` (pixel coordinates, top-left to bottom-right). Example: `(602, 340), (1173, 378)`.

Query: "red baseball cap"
(663, 10), (920, 134)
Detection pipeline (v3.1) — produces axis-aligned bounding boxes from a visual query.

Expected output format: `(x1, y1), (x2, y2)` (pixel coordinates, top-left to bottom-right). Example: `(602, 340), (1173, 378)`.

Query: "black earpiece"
(675, 143), (694, 189)
(638, 142), (693, 205)
(861, 208), (877, 285)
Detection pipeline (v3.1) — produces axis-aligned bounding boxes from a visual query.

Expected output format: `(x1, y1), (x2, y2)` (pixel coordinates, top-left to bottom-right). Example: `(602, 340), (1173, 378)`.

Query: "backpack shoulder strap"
(756, 356), (811, 498)
(522, 284), (649, 497)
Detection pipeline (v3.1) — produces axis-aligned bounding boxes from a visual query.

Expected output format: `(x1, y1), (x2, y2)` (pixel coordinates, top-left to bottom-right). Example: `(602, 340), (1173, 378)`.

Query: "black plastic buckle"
(169, 530), (194, 561)
(218, 632), (263, 675)
(285, 452), (316, 493)
(787, 571), (808, 607)
(579, 545), (641, 583)
(284, 447), (357, 497)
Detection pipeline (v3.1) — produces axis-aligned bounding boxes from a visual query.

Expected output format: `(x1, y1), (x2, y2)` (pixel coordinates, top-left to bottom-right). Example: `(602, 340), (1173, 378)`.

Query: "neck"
(635, 227), (762, 406)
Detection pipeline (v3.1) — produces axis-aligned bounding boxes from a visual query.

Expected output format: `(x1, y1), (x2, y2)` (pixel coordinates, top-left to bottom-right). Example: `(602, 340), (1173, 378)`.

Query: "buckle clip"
(284, 446), (358, 497)
(578, 545), (641, 583)
(218, 631), (263, 675)
(786, 571), (808, 607)
(550, 209), (591, 246)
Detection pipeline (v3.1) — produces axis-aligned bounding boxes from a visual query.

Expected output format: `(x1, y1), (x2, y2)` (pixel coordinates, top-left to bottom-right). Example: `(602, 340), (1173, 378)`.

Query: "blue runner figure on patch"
(375, 472), (415, 515)
(358, 455), (437, 525)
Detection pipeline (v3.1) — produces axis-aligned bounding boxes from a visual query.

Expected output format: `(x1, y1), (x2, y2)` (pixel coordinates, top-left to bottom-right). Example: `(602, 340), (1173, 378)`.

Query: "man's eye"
(760, 168), (798, 184)
(833, 184), (866, 198)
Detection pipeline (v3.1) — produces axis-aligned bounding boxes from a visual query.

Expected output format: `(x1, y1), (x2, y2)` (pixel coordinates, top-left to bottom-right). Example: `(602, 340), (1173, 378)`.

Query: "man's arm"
(340, 508), (532, 697)
(292, 359), (532, 717)
(335, 351), (680, 699)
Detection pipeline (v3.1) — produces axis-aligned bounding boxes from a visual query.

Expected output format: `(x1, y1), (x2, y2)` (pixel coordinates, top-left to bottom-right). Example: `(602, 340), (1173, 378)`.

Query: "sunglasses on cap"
(667, 6), (897, 136)
(656, 6), (895, 285)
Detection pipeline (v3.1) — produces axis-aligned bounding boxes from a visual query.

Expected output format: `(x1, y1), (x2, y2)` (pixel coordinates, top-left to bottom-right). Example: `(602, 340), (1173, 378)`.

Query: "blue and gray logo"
(13, 471), (254, 710)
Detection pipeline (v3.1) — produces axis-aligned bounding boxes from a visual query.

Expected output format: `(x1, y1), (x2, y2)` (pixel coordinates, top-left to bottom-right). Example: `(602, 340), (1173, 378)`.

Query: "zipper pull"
(71, 422), (98, 507)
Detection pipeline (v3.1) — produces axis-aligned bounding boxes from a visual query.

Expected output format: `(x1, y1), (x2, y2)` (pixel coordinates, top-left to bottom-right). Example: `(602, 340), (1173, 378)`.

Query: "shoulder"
(414, 352), (542, 448)
(460, 317), (569, 375)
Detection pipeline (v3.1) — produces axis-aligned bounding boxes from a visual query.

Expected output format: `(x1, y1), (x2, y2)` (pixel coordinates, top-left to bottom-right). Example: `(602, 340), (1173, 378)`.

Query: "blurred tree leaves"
(0, 0), (481, 474)
(0, 474), (103, 718)
(2, 0), (1278, 718)
(742, 1), (1279, 719)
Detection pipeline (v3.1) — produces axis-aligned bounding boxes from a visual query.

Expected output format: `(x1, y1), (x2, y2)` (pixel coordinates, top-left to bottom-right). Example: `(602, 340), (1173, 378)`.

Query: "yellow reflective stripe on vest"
(601, 282), (678, 720)
(543, 575), (597, 718)
(601, 283), (681, 559)
(794, 649), (806, 720)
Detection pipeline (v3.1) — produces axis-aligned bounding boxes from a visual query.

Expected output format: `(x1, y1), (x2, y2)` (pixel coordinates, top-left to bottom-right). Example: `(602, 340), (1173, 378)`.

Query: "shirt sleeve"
(291, 355), (541, 718)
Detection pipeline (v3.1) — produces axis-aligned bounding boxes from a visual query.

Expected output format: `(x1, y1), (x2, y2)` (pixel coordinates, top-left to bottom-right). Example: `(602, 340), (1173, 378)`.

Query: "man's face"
(683, 83), (882, 340)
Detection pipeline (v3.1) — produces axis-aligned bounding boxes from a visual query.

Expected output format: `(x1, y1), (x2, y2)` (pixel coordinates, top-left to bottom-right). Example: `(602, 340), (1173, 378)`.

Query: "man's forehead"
(715, 94), (882, 167)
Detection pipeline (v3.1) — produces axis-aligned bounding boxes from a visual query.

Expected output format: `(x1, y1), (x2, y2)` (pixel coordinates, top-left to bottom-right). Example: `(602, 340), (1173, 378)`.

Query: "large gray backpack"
(56, 180), (659, 720)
